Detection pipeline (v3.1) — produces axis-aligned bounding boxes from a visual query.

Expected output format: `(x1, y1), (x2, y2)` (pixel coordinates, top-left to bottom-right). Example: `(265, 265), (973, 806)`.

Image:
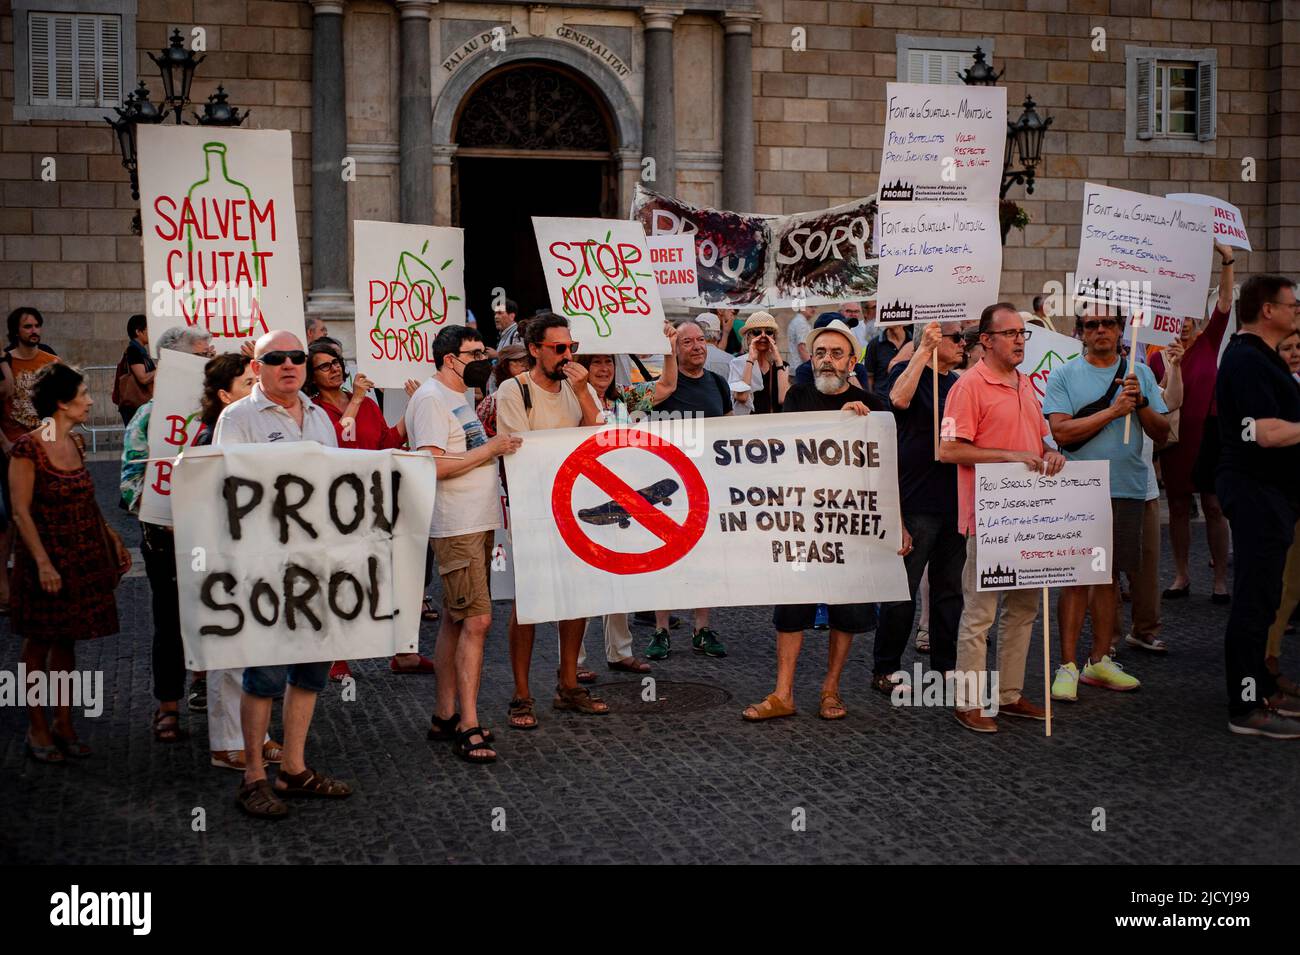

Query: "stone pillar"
(432, 143), (456, 227)
(306, 0), (352, 323)
(721, 13), (758, 213)
(641, 8), (680, 197)
(1268, 0), (1300, 277)
(397, 0), (434, 224)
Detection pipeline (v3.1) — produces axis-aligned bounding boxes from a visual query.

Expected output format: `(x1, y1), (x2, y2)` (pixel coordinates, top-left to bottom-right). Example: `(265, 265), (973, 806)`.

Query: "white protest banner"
(353, 221), (465, 388)
(172, 443), (436, 670)
(646, 234), (699, 300)
(532, 217), (667, 353)
(1074, 183), (1213, 345)
(505, 412), (909, 624)
(1166, 193), (1251, 252)
(1018, 325), (1083, 403)
(138, 350), (208, 527)
(874, 202), (1002, 325)
(138, 126), (305, 353)
(490, 494), (515, 601)
(974, 460), (1112, 591)
(879, 83), (1007, 204)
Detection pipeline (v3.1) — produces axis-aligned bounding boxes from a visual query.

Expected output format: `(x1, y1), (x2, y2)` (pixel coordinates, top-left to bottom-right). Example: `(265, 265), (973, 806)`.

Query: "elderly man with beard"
(742, 319), (911, 722)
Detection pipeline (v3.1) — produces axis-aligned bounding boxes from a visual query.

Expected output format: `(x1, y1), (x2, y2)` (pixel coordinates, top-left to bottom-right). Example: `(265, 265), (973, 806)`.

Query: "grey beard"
(814, 370), (848, 394)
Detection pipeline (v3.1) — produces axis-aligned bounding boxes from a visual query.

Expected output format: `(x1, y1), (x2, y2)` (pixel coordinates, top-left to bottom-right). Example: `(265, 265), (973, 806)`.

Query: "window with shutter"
(76, 15), (98, 105)
(907, 48), (978, 86)
(1135, 57), (1154, 140)
(25, 10), (124, 109)
(100, 16), (122, 104)
(52, 14), (74, 104)
(1196, 59), (1216, 142)
(28, 13), (50, 102)
(1126, 46), (1217, 154)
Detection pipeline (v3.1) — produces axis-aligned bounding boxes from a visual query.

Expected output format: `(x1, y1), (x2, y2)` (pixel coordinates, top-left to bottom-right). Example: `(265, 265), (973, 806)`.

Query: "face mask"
(458, 357), (493, 390)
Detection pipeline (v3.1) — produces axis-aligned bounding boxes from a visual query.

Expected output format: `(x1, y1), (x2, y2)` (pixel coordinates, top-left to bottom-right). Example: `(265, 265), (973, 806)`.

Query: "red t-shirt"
(3, 350), (59, 441)
(312, 393), (404, 450)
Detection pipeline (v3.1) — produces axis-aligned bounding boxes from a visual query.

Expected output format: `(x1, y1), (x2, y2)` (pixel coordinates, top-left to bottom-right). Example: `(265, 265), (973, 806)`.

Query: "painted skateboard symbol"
(578, 478), (679, 529)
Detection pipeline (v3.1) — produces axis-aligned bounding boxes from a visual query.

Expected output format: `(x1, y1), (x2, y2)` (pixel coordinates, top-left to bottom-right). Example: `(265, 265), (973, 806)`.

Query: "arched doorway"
(453, 62), (620, 343)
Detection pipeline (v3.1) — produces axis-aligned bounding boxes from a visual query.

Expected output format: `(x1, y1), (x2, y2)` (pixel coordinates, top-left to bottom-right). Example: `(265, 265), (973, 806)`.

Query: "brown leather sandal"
(273, 767), (353, 799)
(553, 685), (610, 715)
(508, 696), (539, 730)
(236, 779), (288, 819)
(818, 690), (848, 720)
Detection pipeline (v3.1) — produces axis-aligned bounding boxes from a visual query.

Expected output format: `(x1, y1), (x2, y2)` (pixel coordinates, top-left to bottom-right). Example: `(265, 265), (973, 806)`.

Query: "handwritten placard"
(1166, 193), (1251, 252)
(874, 203), (1002, 325)
(1018, 325), (1083, 402)
(646, 234), (699, 300)
(878, 83), (1007, 204)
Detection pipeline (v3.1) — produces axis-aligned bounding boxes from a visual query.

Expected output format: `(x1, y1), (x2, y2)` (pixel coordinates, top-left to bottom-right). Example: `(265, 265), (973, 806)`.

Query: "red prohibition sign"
(551, 428), (709, 574)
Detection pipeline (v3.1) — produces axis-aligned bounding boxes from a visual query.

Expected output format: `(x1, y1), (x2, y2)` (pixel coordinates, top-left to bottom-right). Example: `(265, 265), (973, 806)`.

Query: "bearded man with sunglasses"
(213, 330), (352, 818)
(1043, 304), (1169, 704)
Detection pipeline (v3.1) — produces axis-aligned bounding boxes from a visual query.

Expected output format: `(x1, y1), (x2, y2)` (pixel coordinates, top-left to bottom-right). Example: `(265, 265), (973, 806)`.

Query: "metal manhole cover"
(594, 680), (731, 714)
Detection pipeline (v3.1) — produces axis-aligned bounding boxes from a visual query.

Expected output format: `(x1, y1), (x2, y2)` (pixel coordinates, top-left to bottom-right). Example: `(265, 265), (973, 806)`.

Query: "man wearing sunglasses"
(496, 314), (604, 729)
(1043, 304), (1169, 704)
(940, 304), (1062, 732)
(1216, 274), (1300, 739)
(212, 330), (352, 818)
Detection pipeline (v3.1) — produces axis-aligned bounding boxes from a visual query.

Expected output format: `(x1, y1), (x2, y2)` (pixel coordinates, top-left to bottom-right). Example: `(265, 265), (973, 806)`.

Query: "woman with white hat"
(728, 311), (790, 415)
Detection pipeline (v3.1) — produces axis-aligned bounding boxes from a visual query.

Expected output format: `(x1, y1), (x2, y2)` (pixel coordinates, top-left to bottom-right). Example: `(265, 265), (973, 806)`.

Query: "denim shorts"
(241, 661), (332, 698)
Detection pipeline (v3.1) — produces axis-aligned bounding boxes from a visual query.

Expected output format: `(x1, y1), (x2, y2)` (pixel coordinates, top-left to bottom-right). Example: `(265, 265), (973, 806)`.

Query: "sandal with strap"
(422, 596), (440, 621)
(152, 708), (186, 743)
(576, 668), (598, 684)
(608, 657), (652, 674)
(742, 693), (797, 722)
(508, 697), (539, 730)
(427, 712), (495, 744)
(26, 733), (65, 764)
(51, 730), (92, 758)
(818, 690), (848, 721)
(237, 779), (288, 819)
(274, 767), (353, 799)
(453, 726), (497, 763)
(553, 685), (610, 715)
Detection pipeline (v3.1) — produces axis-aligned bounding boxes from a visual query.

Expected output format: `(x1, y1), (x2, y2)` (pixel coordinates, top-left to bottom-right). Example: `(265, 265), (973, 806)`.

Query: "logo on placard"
(880, 179), (915, 201)
(979, 563), (1017, 588)
(878, 300), (913, 324)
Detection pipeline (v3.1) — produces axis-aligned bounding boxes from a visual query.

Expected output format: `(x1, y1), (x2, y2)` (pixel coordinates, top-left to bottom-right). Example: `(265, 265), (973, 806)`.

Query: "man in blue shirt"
(1043, 305), (1169, 701)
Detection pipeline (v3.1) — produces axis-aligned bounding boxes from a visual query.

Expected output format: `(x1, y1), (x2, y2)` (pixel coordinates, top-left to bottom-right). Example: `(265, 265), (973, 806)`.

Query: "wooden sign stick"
(932, 347), (940, 457)
(1123, 320), (1138, 444)
(1042, 585), (1053, 737)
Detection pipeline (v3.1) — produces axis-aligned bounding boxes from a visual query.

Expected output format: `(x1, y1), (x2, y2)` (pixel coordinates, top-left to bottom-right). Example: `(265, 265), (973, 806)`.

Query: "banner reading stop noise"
(504, 411), (909, 624)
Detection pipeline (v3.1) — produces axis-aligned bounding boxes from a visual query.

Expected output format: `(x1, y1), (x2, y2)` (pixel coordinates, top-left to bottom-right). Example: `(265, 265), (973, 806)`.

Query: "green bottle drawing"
(373, 239), (459, 330)
(560, 229), (653, 339)
(183, 142), (261, 335)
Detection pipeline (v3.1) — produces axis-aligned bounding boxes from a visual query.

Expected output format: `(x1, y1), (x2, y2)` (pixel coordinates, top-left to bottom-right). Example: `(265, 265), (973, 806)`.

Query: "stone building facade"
(2, 0), (1298, 373)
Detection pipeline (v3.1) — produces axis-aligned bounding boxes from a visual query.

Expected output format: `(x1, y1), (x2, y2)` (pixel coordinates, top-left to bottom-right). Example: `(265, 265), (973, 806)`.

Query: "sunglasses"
(1083, 318), (1120, 331)
(941, 333), (965, 344)
(539, 342), (579, 355)
(747, 330), (774, 338)
(260, 350), (308, 366)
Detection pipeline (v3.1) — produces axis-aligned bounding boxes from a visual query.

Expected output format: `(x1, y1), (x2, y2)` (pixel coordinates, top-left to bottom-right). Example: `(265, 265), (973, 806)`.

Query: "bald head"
(252, 329), (308, 401)
(254, 329), (303, 358)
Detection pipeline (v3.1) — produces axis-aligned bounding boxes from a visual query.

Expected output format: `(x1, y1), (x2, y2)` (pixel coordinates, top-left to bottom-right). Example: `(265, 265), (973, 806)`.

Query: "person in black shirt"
(743, 319), (910, 723)
(864, 323), (910, 396)
(873, 322), (964, 694)
(793, 312), (870, 392)
(1216, 274), (1300, 739)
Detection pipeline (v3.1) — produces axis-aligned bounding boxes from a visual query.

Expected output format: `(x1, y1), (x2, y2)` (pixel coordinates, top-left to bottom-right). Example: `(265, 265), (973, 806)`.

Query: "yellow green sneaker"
(1051, 662), (1079, 701)
(1081, 654), (1140, 692)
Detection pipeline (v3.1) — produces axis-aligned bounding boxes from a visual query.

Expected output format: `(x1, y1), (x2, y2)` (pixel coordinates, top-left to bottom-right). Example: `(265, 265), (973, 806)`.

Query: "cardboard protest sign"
(879, 83), (1007, 204)
(354, 221), (465, 388)
(139, 350), (208, 527)
(172, 443), (436, 670)
(1166, 193), (1251, 251)
(646, 234), (699, 300)
(138, 126), (305, 353)
(874, 203), (1002, 325)
(1018, 325), (1083, 402)
(532, 217), (668, 354)
(1074, 183), (1214, 345)
(974, 461), (1113, 591)
(505, 412), (909, 624)
(630, 186), (878, 309)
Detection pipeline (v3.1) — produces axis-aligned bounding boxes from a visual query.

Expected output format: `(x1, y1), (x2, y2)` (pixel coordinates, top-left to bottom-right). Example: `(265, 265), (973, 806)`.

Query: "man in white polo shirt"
(213, 329), (352, 819)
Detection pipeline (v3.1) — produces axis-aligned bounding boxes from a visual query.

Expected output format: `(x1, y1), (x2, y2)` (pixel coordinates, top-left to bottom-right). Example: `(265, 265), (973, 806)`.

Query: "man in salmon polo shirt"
(938, 303), (1064, 733)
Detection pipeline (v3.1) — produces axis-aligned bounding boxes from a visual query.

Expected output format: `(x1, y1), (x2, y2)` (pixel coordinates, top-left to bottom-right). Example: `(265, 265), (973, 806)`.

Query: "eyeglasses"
(456, 348), (489, 361)
(1267, 300), (1300, 310)
(538, 342), (579, 355)
(259, 350), (307, 366)
(984, 329), (1032, 341)
(813, 348), (850, 360)
(312, 358), (344, 373)
(1083, 318), (1121, 331)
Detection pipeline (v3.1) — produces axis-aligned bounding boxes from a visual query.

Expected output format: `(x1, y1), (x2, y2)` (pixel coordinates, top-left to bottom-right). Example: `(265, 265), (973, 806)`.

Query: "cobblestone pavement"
(1, 462), (1297, 864)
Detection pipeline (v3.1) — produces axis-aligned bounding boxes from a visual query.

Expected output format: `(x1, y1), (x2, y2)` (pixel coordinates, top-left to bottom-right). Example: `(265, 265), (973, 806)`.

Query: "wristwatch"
(1137, 395), (1149, 410)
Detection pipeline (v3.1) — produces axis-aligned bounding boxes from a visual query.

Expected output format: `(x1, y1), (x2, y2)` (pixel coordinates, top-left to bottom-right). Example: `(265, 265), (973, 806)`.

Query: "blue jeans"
(242, 661), (332, 698)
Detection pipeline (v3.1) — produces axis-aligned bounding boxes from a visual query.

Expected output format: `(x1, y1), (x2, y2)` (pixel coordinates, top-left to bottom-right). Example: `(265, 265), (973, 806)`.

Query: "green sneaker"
(1081, 654), (1140, 692)
(646, 628), (671, 660)
(1051, 662), (1079, 701)
(692, 627), (727, 658)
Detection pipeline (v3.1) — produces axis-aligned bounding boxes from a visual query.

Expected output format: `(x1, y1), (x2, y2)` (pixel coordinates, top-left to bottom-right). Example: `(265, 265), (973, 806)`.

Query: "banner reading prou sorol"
(138, 126), (306, 352)
(172, 443), (436, 670)
(505, 411), (909, 624)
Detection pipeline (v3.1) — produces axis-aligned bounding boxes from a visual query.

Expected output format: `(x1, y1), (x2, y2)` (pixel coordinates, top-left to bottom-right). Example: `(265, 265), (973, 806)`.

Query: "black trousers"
(141, 521), (186, 703)
(1216, 473), (1298, 717)
(874, 511), (966, 676)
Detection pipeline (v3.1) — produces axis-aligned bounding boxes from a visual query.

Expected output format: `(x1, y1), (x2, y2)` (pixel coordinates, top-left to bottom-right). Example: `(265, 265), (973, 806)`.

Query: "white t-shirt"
(786, 314), (812, 367)
(405, 377), (501, 537)
(213, 383), (338, 447)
